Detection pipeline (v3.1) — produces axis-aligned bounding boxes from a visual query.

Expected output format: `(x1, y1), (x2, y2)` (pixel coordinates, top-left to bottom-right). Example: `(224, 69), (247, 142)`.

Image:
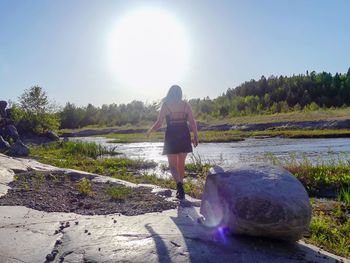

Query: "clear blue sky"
(1, 0), (349, 106)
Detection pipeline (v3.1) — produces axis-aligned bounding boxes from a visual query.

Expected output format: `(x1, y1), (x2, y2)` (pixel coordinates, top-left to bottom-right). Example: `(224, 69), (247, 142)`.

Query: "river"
(69, 137), (350, 178)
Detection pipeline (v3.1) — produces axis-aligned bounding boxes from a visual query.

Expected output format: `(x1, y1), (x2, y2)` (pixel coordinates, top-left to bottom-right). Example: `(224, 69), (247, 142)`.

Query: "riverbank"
(101, 129), (350, 143)
(58, 120), (350, 144)
(58, 108), (350, 139)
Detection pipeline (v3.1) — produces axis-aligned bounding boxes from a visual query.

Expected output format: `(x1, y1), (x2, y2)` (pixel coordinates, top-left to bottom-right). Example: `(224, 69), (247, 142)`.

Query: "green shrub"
(104, 186), (132, 201)
(77, 178), (95, 196)
(309, 210), (350, 257)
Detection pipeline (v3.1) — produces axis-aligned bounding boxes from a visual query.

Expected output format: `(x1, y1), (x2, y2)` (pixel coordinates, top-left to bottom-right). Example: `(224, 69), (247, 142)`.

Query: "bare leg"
(177, 153), (187, 181)
(167, 154), (180, 183)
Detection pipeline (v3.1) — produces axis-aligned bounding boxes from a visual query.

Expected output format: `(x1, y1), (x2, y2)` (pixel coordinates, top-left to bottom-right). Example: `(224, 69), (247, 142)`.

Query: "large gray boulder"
(200, 164), (311, 241)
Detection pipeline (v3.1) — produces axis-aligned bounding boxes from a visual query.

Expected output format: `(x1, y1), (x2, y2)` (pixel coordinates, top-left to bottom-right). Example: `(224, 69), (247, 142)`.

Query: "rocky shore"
(0, 153), (349, 262)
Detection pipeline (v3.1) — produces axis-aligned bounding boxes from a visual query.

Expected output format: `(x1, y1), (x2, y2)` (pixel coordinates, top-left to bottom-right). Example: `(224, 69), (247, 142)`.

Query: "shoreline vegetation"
(28, 140), (350, 258)
(59, 107), (350, 134)
(56, 108), (350, 142)
(99, 129), (350, 144)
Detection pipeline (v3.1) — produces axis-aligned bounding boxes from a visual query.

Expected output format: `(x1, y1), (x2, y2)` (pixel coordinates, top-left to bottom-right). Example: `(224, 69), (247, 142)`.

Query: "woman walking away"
(146, 85), (199, 199)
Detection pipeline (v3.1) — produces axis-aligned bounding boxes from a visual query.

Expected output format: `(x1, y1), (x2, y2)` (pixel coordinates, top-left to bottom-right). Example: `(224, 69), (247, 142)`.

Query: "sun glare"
(108, 8), (190, 95)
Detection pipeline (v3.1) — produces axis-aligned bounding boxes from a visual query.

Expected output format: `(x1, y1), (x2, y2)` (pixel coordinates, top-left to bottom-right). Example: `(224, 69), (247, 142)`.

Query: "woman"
(146, 85), (199, 199)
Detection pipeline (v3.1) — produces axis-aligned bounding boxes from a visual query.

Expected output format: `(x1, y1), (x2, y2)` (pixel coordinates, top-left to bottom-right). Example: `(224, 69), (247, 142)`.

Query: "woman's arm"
(146, 104), (166, 137)
(186, 102), (199, 147)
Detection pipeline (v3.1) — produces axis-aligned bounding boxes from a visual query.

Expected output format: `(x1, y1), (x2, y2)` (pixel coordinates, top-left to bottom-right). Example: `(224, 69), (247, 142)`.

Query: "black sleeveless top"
(162, 102), (193, 155)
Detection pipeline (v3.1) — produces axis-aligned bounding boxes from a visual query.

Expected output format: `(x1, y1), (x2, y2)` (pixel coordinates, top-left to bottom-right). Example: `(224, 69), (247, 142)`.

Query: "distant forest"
(10, 68), (350, 131)
(57, 68), (350, 129)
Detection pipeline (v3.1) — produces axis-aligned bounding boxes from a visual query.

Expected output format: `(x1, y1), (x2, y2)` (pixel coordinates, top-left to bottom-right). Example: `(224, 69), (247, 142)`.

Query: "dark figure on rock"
(0, 101), (29, 156)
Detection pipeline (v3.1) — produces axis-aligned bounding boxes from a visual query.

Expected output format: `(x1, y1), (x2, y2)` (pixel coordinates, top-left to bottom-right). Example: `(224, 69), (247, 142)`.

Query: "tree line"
(190, 68), (350, 119)
(7, 68), (350, 133)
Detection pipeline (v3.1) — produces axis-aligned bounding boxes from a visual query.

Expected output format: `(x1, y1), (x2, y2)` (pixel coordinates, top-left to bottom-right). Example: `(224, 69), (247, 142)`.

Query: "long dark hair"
(163, 85), (182, 104)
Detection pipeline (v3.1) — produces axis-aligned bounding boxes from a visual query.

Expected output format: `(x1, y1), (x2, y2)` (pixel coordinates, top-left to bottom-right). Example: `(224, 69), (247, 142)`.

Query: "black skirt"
(162, 123), (193, 155)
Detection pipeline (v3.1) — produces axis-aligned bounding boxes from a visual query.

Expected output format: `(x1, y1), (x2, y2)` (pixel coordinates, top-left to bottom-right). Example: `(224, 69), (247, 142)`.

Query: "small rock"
(98, 248), (101, 251)
(45, 130), (60, 141)
(0, 135), (10, 151)
(55, 240), (62, 246)
(46, 253), (54, 261)
(65, 222), (70, 227)
(84, 229), (88, 233)
(54, 230), (59, 235)
(152, 188), (172, 197)
(113, 220), (117, 223)
(88, 232), (91, 235)
(75, 221), (79, 225)
(8, 140), (30, 156)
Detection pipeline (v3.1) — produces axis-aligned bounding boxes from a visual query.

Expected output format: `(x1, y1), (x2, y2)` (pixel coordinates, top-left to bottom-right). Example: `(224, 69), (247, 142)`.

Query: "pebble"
(45, 253), (54, 261)
(75, 221), (79, 225)
(84, 229), (88, 233)
(113, 220), (117, 223)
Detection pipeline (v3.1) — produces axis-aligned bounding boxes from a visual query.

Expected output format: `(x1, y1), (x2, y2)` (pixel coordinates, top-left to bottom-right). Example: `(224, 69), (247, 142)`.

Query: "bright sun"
(108, 8), (190, 94)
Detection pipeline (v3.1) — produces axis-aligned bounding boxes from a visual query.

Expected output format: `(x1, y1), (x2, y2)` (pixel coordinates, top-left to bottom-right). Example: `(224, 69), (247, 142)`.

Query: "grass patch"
(308, 204), (350, 258)
(30, 141), (156, 173)
(104, 186), (132, 201)
(265, 152), (350, 197)
(31, 140), (120, 159)
(338, 187), (350, 206)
